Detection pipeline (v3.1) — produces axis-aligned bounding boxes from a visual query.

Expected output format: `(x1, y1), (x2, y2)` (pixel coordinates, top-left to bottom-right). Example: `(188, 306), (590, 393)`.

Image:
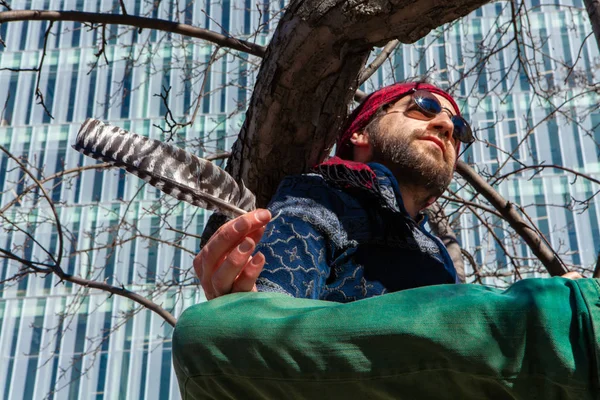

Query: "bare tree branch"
(62, 270), (177, 326)
(154, 47), (220, 139)
(0, 163), (113, 215)
(456, 160), (568, 276)
(564, 31), (595, 84)
(0, 10), (266, 57)
(424, 202), (465, 282)
(0, 247), (55, 272)
(118, 0), (127, 15)
(442, 191), (505, 220)
(358, 39), (400, 85)
(0, 91), (10, 123)
(465, 199), (523, 280)
(34, 20), (54, 119)
(93, 23), (109, 66)
(492, 164), (600, 187)
(461, 248), (483, 284)
(205, 152), (231, 162)
(166, 227), (202, 240)
(0, 145), (64, 268)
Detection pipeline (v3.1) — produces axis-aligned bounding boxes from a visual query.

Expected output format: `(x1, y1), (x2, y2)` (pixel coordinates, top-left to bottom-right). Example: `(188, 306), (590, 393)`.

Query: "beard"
(368, 126), (453, 200)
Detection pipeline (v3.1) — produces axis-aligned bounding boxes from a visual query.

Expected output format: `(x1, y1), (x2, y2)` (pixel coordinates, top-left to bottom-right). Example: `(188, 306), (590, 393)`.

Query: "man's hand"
(194, 209), (272, 300)
(561, 271), (583, 280)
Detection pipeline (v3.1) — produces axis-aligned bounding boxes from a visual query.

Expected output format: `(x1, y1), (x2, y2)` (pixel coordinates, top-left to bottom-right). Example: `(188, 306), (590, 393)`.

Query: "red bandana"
(335, 82), (462, 160)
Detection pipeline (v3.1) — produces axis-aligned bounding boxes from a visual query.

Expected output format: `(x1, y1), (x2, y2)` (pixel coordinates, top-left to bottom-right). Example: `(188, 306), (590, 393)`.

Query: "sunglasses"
(406, 89), (475, 144)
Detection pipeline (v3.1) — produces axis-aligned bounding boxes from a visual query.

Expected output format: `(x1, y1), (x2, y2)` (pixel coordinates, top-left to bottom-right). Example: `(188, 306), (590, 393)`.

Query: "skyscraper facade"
(0, 0), (597, 398)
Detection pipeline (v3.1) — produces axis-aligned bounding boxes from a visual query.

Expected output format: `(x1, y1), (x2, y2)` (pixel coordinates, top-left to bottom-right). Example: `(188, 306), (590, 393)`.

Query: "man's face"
(366, 92), (457, 198)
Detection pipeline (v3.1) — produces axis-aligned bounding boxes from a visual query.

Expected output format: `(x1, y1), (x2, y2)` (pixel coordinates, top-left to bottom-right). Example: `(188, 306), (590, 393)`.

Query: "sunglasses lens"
(452, 116), (475, 144)
(413, 90), (441, 116)
(412, 89), (475, 144)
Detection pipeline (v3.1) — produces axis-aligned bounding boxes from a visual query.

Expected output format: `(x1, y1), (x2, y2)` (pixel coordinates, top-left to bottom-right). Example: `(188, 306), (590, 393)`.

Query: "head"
(336, 82), (471, 203)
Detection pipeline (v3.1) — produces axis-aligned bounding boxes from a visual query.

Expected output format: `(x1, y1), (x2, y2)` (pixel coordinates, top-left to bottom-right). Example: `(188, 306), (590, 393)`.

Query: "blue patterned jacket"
(255, 157), (458, 302)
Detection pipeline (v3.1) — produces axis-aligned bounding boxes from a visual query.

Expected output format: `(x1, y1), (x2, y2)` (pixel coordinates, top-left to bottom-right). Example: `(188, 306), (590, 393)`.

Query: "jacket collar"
(314, 157), (426, 224)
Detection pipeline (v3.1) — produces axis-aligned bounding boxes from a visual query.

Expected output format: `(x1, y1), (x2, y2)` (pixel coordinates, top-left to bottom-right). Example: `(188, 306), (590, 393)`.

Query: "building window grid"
(0, 0), (596, 396)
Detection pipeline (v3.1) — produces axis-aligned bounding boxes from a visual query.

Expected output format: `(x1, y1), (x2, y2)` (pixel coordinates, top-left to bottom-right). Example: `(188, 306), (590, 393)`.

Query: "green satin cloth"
(173, 278), (600, 399)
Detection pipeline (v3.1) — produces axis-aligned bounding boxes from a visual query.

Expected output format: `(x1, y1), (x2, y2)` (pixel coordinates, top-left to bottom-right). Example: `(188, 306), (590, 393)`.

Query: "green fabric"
(173, 278), (600, 399)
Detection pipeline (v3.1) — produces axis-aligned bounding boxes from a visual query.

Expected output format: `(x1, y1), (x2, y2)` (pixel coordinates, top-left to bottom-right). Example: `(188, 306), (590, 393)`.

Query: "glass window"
(3, 299), (23, 400)
(137, 311), (153, 400)
(42, 52), (59, 124)
(23, 298), (46, 400)
(19, 22), (29, 51)
(67, 298), (90, 400)
(86, 67), (98, 117)
(3, 72), (18, 125)
(546, 115), (562, 165)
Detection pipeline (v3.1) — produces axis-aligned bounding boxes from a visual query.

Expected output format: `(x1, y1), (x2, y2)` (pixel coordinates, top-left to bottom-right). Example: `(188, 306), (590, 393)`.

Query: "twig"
(166, 227), (202, 240)
(74, 233), (195, 257)
(35, 20), (54, 119)
(0, 91), (9, 124)
(188, 47), (220, 130)
(461, 248), (483, 284)
(154, 47), (220, 139)
(564, 32), (593, 84)
(0, 247), (55, 272)
(466, 200), (523, 279)
(425, 201), (465, 282)
(0, 145), (65, 270)
(63, 274), (176, 326)
(118, 0), (127, 15)
(492, 164), (600, 187)
(442, 191), (505, 220)
(94, 23), (109, 65)
(0, 163), (112, 215)
(456, 160), (568, 276)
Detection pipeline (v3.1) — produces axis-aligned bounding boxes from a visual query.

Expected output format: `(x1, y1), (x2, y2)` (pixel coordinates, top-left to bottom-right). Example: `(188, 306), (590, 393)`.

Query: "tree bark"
(227, 0), (492, 206)
(584, 0), (600, 51)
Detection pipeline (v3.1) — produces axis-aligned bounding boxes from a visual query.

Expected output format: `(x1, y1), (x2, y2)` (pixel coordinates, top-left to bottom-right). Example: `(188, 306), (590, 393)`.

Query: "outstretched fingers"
(194, 209), (271, 299)
(210, 229), (265, 298)
(232, 251), (266, 293)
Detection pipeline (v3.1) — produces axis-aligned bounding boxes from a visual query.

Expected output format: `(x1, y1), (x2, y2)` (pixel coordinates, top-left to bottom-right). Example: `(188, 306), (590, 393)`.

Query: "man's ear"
(350, 131), (370, 148)
(350, 131), (373, 163)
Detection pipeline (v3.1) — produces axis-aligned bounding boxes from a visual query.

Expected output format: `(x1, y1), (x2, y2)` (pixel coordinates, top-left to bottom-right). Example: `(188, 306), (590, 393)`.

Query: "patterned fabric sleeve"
(254, 175), (346, 299)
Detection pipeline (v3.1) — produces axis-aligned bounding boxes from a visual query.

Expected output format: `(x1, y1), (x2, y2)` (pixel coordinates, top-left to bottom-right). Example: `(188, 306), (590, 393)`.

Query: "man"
(175, 82), (597, 400)
(195, 82), (474, 301)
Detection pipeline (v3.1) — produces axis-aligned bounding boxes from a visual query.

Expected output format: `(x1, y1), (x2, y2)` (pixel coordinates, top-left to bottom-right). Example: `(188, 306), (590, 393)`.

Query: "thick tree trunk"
(227, 0), (492, 206)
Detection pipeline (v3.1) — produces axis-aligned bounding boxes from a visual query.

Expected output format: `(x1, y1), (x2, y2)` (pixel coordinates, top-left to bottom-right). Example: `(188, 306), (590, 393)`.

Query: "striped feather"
(72, 118), (255, 217)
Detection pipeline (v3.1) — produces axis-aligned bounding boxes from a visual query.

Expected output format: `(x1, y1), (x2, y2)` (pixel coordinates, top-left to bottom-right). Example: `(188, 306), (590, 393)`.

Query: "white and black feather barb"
(72, 118), (255, 218)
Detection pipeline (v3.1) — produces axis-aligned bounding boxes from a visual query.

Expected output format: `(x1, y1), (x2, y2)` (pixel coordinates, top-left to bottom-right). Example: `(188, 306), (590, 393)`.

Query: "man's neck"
(396, 182), (431, 220)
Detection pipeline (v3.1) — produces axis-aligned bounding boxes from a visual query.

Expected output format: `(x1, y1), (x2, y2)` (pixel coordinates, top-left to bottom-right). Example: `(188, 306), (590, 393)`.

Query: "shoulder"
(271, 173), (362, 212)
(268, 173), (369, 244)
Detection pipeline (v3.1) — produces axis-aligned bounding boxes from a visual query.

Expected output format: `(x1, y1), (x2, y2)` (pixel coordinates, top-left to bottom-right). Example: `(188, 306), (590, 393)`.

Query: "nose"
(428, 112), (454, 144)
